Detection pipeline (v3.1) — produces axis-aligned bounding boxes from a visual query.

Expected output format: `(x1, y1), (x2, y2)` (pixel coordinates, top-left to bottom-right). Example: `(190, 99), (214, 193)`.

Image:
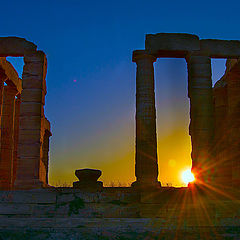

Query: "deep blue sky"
(1, 0), (239, 185)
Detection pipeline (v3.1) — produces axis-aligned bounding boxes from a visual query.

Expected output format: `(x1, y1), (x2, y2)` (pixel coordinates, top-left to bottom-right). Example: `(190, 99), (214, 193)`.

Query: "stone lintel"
(132, 50), (156, 62)
(145, 33), (200, 57)
(0, 37), (37, 57)
(200, 39), (240, 58)
(0, 58), (22, 93)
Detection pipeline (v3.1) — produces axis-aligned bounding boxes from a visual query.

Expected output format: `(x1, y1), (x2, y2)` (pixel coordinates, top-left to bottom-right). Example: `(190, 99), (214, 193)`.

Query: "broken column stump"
(73, 169), (103, 191)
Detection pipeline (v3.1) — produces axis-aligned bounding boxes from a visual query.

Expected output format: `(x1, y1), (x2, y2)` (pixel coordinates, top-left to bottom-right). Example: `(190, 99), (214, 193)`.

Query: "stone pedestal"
(14, 51), (47, 189)
(0, 85), (17, 189)
(73, 169), (103, 192)
(187, 55), (214, 184)
(132, 50), (161, 189)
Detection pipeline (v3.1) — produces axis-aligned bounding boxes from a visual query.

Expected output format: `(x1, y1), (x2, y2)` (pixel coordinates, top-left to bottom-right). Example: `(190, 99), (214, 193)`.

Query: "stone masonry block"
(17, 143), (41, 157)
(200, 39), (240, 58)
(145, 33), (200, 57)
(0, 37), (37, 57)
(0, 190), (57, 204)
(23, 61), (45, 76)
(21, 89), (45, 104)
(0, 203), (32, 215)
(19, 116), (43, 130)
(18, 129), (42, 143)
(24, 51), (47, 79)
(188, 63), (211, 76)
(20, 102), (44, 117)
(22, 75), (46, 91)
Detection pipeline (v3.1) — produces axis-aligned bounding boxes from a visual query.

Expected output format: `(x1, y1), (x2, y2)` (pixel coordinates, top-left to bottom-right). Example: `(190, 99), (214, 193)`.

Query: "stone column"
(227, 70), (240, 187)
(213, 78), (229, 186)
(132, 50), (161, 189)
(187, 54), (214, 184)
(13, 95), (21, 184)
(0, 70), (7, 151)
(14, 51), (47, 189)
(0, 85), (17, 189)
(42, 130), (51, 184)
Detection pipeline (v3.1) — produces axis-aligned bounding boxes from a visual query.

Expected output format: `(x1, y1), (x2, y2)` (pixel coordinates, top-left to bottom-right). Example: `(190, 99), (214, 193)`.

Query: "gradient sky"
(1, 0), (240, 186)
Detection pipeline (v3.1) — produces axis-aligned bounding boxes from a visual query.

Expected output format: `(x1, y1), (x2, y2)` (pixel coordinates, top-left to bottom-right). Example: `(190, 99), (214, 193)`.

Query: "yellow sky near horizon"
(49, 123), (192, 187)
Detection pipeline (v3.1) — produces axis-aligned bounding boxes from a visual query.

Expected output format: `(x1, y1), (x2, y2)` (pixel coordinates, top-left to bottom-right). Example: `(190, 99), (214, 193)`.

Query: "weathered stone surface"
(18, 129), (42, 143)
(0, 37), (37, 57)
(17, 143), (42, 157)
(200, 39), (240, 58)
(145, 33), (200, 57)
(20, 102), (44, 116)
(0, 203), (32, 215)
(0, 190), (56, 203)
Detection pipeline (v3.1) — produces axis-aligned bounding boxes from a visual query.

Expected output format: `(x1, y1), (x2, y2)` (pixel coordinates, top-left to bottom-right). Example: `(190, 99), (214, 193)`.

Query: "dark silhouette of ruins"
(0, 33), (240, 191)
(0, 33), (240, 238)
(0, 37), (51, 190)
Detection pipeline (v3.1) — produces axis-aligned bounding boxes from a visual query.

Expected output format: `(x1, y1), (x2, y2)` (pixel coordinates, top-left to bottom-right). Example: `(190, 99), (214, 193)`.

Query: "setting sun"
(181, 169), (195, 185)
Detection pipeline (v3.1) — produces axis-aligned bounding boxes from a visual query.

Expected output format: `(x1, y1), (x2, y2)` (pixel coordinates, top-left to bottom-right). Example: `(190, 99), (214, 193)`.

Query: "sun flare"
(181, 169), (195, 185)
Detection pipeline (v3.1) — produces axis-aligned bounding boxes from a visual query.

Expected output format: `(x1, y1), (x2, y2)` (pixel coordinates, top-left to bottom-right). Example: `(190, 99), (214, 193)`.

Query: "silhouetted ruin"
(0, 33), (240, 238)
(0, 37), (51, 190)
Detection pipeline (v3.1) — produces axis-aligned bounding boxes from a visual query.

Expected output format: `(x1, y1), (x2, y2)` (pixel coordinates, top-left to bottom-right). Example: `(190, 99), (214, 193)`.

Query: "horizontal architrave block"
(0, 37), (37, 57)
(145, 33), (200, 57)
(200, 39), (240, 58)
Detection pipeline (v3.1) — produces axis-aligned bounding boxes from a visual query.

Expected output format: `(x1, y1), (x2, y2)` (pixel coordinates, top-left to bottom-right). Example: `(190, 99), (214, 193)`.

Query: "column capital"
(132, 50), (157, 63)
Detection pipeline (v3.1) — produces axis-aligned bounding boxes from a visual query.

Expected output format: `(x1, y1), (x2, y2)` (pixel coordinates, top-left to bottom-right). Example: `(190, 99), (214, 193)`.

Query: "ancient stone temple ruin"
(1, 34), (240, 238)
(0, 37), (51, 190)
(132, 33), (240, 189)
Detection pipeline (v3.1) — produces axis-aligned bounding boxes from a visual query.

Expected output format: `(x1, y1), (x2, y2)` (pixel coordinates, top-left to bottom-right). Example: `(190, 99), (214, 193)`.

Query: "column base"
(14, 179), (44, 190)
(131, 180), (161, 191)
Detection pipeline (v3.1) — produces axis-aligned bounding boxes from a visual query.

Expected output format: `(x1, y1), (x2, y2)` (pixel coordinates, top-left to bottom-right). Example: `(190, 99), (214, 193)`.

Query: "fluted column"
(187, 55), (214, 184)
(132, 50), (161, 189)
(15, 51), (47, 189)
(0, 85), (17, 189)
